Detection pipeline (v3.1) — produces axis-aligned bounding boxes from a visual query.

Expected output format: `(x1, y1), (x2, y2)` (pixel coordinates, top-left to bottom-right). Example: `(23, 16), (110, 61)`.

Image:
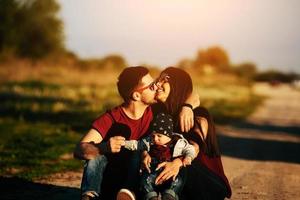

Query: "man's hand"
(107, 136), (125, 153)
(141, 151), (152, 173)
(182, 156), (192, 167)
(179, 106), (194, 132)
(155, 158), (183, 185)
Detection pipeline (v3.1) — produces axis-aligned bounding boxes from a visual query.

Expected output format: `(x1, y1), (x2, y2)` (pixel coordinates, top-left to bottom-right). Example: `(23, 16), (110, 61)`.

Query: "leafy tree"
(176, 58), (194, 69)
(0, 0), (19, 52)
(194, 46), (230, 72)
(255, 70), (299, 83)
(78, 55), (127, 69)
(0, 0), (64, 59)
(234, 62), (257, 80)
(101, 55), (127, 69)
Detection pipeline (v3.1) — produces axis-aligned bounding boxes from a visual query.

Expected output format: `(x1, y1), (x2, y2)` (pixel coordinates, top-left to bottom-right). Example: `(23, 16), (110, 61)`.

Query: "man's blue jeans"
(80, 151), (141, 197)
(81, 155), (108, 196)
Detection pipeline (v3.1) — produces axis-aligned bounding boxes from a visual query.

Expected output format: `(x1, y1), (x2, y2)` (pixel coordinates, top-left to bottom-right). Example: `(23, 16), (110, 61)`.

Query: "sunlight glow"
(59, 0), (300, 72)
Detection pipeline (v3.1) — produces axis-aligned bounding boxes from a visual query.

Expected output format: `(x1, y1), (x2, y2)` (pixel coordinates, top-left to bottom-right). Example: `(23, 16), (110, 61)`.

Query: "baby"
(124, 112), (196, 200)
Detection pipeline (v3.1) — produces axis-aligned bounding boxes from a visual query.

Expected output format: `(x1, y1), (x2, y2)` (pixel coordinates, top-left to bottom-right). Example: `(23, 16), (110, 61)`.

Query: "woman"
(149, 67), (232, 200)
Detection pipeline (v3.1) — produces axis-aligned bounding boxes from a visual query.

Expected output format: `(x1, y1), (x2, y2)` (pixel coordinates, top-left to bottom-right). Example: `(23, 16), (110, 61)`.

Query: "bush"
(0, 0), (64, 59)
(255, 70), (299, 83)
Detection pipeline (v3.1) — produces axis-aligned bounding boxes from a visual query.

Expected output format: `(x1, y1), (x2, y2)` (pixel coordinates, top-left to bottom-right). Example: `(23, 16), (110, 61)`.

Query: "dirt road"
(220, 83), (300, 200)
(1, 83), (299, 200)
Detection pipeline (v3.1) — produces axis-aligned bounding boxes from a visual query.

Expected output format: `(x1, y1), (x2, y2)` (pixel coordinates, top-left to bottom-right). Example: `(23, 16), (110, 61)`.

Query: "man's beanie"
(152, 113), (174, 137)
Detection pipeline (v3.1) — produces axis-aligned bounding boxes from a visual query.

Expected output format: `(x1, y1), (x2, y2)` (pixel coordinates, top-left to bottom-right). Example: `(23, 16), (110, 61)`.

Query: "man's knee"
(84, 155), (108, 169)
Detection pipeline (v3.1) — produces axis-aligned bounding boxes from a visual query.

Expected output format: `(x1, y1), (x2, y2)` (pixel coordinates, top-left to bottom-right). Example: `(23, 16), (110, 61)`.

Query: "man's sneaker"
(81, 194), (98, 200)
(81, 192), (99, 200)
(116, 189), (136, 200)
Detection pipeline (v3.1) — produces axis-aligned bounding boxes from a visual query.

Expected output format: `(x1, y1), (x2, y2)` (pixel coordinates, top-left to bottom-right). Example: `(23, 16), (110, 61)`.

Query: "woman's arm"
(185, 92), (200, 109)
(179, 92), (200, 132)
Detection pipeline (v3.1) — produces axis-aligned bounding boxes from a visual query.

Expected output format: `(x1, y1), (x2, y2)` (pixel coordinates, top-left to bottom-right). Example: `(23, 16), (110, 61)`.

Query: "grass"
(0, 78), (122, 180)
(0, 66), (264, 180)
(195, 83), (264, 123)
(0, 119), (82, 179)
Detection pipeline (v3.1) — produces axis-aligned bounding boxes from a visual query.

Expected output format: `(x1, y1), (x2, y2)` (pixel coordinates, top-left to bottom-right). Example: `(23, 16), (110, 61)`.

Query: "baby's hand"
(142, 151), (152, 173)
(182, 157), (192, 167)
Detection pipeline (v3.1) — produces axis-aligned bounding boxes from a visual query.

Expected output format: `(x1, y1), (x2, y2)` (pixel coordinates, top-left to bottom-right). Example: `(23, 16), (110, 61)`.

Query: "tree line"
(0, 0), (298, 82)
(0, 0), (64, 59)
(176, 46), (299, 83)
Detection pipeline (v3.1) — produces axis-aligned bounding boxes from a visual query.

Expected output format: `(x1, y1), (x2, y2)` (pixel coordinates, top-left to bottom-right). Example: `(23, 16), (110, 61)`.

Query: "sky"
(58, 0), (300, 73)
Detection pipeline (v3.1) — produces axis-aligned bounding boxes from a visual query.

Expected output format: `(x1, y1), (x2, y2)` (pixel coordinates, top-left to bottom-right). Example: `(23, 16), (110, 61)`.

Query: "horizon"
(58, 0), (300, 73)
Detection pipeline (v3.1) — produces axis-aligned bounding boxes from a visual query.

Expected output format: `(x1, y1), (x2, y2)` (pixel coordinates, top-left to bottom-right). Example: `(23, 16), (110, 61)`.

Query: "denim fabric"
(140, 160), (184, 200)
(124, 151), (141, 192)
(81, 155), (108, 196)
(163, 189), (179, 200)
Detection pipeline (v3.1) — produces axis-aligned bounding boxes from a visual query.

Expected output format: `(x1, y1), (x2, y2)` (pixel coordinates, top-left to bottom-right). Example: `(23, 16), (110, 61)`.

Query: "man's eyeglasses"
(135, 81), (156, 93)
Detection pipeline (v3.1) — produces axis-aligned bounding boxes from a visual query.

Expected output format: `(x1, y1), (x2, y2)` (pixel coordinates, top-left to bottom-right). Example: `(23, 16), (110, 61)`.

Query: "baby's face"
(152, 132), (171, 146)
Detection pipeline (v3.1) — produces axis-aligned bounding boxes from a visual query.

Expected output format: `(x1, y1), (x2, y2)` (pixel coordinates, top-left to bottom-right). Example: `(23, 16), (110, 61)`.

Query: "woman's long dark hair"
(193, 107), (220, 157)
(161, 67), (193, 116)
(160, 67), (220, 157)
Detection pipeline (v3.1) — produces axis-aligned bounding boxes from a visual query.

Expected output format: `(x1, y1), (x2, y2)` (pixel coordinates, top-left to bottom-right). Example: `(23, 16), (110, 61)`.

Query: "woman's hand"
(155, 158), (183, 185)
(179, 92), (200, 132)
(182, 156), (192, 167)
(179, 106), (194, 132)
(141, 151), (152, 173)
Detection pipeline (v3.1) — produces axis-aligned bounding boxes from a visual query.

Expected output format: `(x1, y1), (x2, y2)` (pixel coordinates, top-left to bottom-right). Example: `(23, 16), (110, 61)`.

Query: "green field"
(0, 67), (263, 180)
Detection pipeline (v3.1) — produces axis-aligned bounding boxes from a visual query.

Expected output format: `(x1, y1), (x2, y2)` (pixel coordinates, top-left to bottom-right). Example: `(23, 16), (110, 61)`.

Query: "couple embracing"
(74, 66), (231, 200)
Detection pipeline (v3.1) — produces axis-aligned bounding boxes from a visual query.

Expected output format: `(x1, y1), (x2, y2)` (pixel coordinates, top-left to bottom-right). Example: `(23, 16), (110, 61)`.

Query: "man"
(74, 66), (198, 200)
(74, 66), (158, 200)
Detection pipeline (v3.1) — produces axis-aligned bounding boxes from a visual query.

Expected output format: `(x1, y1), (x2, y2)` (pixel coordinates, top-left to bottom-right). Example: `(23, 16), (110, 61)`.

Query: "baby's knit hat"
(152, 112), (174, 137)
